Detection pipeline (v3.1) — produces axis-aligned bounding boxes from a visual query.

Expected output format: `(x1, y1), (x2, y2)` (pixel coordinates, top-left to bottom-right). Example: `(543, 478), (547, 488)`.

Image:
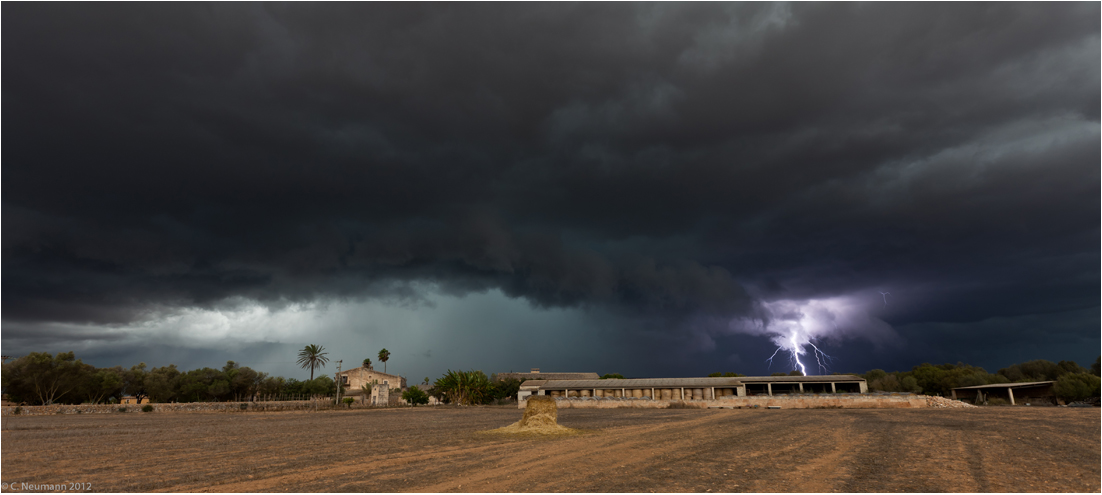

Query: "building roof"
(519, 375), (865, 390)
(521, 377), (745, 389)
(952, 381), (1055, 390)
(338, 366), (402, 379)
(738, 375), (865, 383)
(495, 372), (601, 380)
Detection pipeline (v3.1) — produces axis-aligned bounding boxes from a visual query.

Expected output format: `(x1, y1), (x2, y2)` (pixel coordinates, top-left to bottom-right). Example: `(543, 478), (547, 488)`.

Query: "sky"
(3, 3), (1099, 381)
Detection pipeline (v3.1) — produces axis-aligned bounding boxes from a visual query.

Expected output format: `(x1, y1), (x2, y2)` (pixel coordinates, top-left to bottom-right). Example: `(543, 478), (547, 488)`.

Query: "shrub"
(141, 404), (154, 412)
(239, 403), (249, 410)
(13, 406), (22, 415)
(433, 370), (491, 405)
(402, 386), (430, 406)
(342, 397), (355, 407)
(1054, 372), (1102, 403)
(118, 407), (128, 413)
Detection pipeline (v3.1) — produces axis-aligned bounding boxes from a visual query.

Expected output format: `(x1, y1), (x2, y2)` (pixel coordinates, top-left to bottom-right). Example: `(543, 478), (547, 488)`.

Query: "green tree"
(402, 386), (430, 406)
(85, 367), (125, 404)
(490, 377), (524, 401)
(1, 352), (87, 405)
(600, 373), (625, 379)
(1053, 373), (1101, 403)
(1092, 356), (1100, 377)
(378, 348), (391, 374)
(297, 344), (329, 380)
(363, 358), (372, 369)
(145, 365), (181, 403)
(433, 369), (491, 405)
(123, 363), (150, 404)
(788, 370), (804, 376)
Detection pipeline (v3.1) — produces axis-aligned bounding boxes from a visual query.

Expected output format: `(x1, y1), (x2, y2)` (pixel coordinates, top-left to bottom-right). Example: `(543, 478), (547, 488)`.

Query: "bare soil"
(1, 406), (1097, 492)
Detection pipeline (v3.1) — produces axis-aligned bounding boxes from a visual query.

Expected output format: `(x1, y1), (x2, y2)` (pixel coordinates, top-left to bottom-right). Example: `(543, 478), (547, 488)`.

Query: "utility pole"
(335, 360), (343, 404)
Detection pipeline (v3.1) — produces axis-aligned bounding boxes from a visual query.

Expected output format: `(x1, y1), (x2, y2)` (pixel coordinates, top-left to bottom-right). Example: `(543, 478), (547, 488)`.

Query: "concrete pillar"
(859, 381), (868, 393)
(831, 383), (836, 393)
(798, 383), (804, 393)
(737, 386), (745, 397)
(710, 387), (715, 399)
(681, 388), (685, 399)
(1007, 388), (1015, 406)
(767, 383), (773, 396)
(651, 388), (655, 399)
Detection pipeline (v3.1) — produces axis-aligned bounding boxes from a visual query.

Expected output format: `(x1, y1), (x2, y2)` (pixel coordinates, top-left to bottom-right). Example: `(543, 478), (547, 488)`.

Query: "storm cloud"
(3, 3), (1098, 377)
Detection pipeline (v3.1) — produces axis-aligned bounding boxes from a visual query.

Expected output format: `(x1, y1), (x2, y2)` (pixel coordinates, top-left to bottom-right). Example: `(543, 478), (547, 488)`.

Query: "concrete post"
(711, 387), (715, 400)
(798, 383), (804, 393)
(1007, 388), (1015, 406)
(767, 383), (773, 396)
(831, 383), (836, 393)
(651, 388), (655, 399)
(680, 388), (685, 399)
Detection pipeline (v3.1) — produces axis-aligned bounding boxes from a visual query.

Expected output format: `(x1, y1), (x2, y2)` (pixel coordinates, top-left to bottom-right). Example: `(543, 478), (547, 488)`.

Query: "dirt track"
(1, 406), (1098, 492)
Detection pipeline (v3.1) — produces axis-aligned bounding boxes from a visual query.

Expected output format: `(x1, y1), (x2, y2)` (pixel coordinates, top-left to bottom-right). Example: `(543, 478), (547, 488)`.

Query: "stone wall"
(519, 394), (930, 409)
(0, 400), (333, 416)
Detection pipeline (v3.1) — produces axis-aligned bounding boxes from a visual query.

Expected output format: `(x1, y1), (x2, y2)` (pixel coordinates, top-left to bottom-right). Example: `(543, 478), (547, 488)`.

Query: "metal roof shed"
(951, 381), (1056, 405)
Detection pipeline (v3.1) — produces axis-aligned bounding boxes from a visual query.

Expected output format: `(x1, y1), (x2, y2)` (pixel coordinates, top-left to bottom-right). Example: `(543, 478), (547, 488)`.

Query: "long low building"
(951, 381), (1056, 405)
(518, 375), (867, 401)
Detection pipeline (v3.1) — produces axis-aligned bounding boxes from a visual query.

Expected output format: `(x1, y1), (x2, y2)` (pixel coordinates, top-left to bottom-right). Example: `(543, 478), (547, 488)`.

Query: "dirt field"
(1, 405), (1098, 493)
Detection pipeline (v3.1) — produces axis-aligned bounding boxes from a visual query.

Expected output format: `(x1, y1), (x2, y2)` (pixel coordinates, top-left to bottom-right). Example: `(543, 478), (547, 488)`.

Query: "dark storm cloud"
(3, 3), (1098, 370)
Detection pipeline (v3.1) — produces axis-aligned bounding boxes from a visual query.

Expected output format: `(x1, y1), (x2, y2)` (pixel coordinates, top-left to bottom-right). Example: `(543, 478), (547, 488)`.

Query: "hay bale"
(484, 395), (579, 436)
(594, 389), (604, 398)
(518, 395), (558, 427)
(692, 388), (703, 400)
(632, 389), (644, 398)
(660, 388), (673, 400)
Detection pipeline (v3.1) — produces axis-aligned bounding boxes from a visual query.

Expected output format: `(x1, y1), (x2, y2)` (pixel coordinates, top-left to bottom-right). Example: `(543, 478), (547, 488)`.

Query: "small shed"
(951, 381), (1056, 405)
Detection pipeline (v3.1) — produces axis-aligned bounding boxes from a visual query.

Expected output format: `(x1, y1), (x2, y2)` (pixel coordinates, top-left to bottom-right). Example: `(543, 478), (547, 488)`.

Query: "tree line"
(2, 352), (337, 405)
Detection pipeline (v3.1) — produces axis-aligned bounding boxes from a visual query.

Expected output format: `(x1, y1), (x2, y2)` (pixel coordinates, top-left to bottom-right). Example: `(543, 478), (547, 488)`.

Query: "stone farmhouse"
(337, 365), (408, 406)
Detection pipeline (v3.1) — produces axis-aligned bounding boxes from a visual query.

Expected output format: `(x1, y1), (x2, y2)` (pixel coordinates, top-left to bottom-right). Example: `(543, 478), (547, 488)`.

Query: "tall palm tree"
(378, 348), (391, 374)
(297, 344), (329, 380)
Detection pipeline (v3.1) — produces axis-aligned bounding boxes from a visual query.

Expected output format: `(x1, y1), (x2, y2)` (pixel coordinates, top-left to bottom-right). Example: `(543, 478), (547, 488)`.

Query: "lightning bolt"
(765, 346), (783, 370)
(808, 341), (834, 375)
(878, 291), (891, 307)
(789, 335), (808, 376)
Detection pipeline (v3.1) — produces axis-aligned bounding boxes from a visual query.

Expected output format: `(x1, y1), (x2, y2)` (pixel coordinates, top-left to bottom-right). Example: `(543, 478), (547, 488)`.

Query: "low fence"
(0, 399), (339, 416)
(520, 393), (930, 409)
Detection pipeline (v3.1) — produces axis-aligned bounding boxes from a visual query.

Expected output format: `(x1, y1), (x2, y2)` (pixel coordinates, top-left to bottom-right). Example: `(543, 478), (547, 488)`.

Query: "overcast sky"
(4, 3), (1098, 381)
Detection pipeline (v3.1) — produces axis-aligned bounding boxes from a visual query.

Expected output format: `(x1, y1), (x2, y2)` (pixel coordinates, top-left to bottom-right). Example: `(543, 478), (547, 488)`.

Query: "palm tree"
(297, 344), (329, 380)
(378, 348), (391, 374)
(363, 358), (372, 369)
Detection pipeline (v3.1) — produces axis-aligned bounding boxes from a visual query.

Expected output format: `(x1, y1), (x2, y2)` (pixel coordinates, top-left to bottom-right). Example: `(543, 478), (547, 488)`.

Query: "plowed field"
(1, 406), (1097, 492)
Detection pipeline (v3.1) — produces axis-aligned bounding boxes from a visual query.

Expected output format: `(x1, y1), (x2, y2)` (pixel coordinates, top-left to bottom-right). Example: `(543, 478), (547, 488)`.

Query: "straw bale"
(485, 395), (579, 436)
